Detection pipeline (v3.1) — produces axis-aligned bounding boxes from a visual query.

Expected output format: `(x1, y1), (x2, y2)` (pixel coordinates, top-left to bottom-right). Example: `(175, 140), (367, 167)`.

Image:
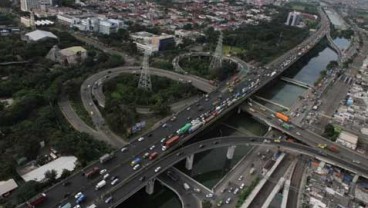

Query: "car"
(121, 147), (128, 152)
(111, 179), (119, 186)
(107, 70), (111, 74)
(176, 152), (183, 156)
(213, 141), (219, 145)
(160, 138), (166, 143)
(274, 139), (281, 143)
(225, 197), (231, 204)
(240, 183), (245, 190)
(73, 205), (81, 208)
(216, 200), (223, 207)
(238, 175), (244, 181)
(139, 176), (146, 181)
(133, 164), (141, 170)
(100, 169), (107, 175)
(111, 176), (118, 181)
(199, 144), (205, 149)
(74, 192), (82, 199)
(187, 107), (191, 111)
(154, 166), (162, 173)
(233, 188), (239, 195)
(103, 174), (110, 180)
(296, 132), (301, 136)
(228, 187), (233, 193)
(162, 123), (168, 128)
(353, 160), (361, 164)
(194, 188), (201, 193)
(138, 137), (144, 142)
(170, 116), (177, 121)
(149, 145), (156, 150)
(206, 193), (213, 198)
(148, 133), (153, 137)
(143, 152), (150, 159)
(105, 196), (113, 204)
(318, 144), (327, 149)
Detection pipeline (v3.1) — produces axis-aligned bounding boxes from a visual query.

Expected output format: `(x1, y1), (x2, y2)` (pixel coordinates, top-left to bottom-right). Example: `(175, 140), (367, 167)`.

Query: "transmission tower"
(209, 31), (223, 71)
(138, 50), (152, 91)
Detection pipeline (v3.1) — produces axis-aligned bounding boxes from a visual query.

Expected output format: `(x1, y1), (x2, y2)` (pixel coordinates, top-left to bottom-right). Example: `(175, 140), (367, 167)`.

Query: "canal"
(118, 37), (350, 208)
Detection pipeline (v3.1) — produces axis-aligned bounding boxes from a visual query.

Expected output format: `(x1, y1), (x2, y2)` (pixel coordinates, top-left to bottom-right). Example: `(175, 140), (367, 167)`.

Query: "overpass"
(24, 6), (339, 208)
(241, 102), (368, 171)
(280, 76), (314, 89)
(103, 136), (368, 208)
(326, 31), (343, 65)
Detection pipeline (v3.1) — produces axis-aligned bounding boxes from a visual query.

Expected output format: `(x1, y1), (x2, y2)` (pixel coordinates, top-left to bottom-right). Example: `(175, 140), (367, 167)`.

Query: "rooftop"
(25, 30), (58, 42)
(0, 179), (18, 196)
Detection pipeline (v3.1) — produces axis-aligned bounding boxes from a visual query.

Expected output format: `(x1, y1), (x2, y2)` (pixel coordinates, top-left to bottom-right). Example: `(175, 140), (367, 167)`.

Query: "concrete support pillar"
(226, 145), (236, 160)
(145, 178), (155, 195)
(353, 174), (359, 183)
(185, 154), (194, 170)
(268, 126), (272, 132)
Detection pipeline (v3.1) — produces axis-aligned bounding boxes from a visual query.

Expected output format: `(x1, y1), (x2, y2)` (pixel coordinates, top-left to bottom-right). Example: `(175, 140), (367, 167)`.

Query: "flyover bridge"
(106, 137), (368, 208)
(25, 6), (340, 208)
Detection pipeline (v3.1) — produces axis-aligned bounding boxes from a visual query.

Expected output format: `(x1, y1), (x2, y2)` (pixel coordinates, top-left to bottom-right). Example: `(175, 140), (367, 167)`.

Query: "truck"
(149, 152), (158, 160)
(188, 122), (203, 134)
(275, 112), (289, 122)
(85, 167), (100, 178)
(163, 135), (180, 150)
(26, 193), (47, 207)
(281, 123), (292, 130)
(95, 180), (107, 190)
(130, 157), (142, 166)
(60, 203), (72, 208)
(76, 193), (86, 204)
(99, 153), (114, 164)
(328, 145), (339, 153)
(176, 123), (192, 135)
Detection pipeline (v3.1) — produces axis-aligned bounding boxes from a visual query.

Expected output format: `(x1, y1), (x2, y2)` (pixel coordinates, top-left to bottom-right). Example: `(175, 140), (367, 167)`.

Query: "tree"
(44, 169), (57, 183)
(60, 169), (72, 179)
(13, 181), (41, 204)
(202, 200), (212, 208)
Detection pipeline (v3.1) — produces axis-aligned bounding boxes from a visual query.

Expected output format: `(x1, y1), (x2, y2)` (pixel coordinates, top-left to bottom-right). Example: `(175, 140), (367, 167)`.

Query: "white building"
(0, 179), (18, 198)
(336, 131), (358, 150)
(21, 156), (77, 182)
(20, 0), (39, 11)
(24, 29), (58, 42)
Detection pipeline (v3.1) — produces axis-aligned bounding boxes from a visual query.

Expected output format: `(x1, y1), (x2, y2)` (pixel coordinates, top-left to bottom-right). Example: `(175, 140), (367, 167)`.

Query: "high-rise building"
(20, 0), (54, 11)
(20, 0), (39, 11)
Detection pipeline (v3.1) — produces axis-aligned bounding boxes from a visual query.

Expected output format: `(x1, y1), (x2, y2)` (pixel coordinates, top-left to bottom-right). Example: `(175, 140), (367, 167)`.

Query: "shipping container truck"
(163, 135), (180, 151)
(275, 112), (289, 122)
(85, 167), (100, 178)
(26, 193), (47, 207)
(99, 153), (114, 164)
(188, 122), (203, 134)
(95, 180), (107, 190)
(176, 123), (192, 135)
(130, 157), (142, 166)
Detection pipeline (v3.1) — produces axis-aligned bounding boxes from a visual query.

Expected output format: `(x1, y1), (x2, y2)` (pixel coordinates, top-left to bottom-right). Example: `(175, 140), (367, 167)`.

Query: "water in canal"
(256, 38), (349, 110)
(118, 38), (350, 208)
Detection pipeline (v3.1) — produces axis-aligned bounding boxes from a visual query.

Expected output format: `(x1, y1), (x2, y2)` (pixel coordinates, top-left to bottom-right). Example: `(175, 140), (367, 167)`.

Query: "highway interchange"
(25, 6), (368, 208)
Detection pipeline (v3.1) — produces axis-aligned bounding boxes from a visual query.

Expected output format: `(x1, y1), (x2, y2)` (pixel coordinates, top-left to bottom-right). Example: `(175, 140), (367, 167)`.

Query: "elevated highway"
(105, 136), (368, 208)
(25, 6), (344, 208)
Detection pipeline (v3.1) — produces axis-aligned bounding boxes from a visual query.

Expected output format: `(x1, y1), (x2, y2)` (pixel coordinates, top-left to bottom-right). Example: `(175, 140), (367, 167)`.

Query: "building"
(336, 131), (358, 150)
(21, 156), (77, 182)
(0, 179), (18, 198)
(20, 0), (39, 11)
(285, 11), (301, 26)
(152, 35), (175, 51)
(58, 46), (87, 65)
(24, 29), (58, 42)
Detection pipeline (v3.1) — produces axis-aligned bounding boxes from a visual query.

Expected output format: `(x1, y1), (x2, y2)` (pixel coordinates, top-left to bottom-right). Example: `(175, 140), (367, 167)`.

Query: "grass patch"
(69, 98), (95, 129)
(223, 45), (244, 55)
(236, 177), (261, 208)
